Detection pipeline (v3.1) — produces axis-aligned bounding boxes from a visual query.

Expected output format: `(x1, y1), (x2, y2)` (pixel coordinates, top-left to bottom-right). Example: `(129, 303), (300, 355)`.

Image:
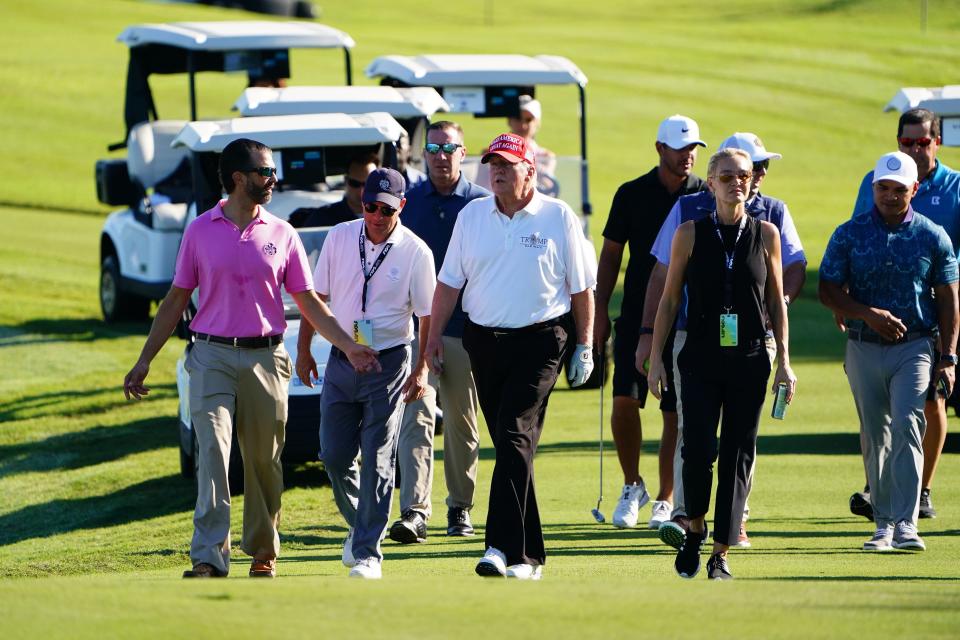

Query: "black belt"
(847, 327), (934, 345)
(330, 343), (408, 360)
(467, 314), (569, 336)
(194, 332), (283, 349)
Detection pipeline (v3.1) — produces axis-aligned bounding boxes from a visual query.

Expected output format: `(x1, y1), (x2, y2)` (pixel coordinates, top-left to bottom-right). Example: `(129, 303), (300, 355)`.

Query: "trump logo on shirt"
(263, 242), (278, 256)
(520, 233), (548, 249)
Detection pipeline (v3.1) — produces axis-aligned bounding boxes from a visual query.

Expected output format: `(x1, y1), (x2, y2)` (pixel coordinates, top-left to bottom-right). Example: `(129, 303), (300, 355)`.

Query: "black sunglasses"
(424, 142), (463, 155)
(245, 166), (277, 178)
(363, 202), (397, 217)
(346, 176), (365, 188)
(752, 160), (769, 173)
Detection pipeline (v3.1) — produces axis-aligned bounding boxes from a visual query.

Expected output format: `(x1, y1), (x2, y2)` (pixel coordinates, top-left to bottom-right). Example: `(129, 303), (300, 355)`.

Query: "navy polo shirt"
(853, 160), (960, 256)
(820, 207), (958, 334)
(402, 175), (490, 338)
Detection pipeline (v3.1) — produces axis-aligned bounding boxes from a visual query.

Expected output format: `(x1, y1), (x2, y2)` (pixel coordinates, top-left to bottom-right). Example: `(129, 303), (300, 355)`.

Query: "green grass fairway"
(2, 0), (960, 637)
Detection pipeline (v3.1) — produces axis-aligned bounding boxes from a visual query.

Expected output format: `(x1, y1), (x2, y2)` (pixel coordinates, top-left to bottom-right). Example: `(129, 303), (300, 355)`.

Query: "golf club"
(591, 346), (605, 523)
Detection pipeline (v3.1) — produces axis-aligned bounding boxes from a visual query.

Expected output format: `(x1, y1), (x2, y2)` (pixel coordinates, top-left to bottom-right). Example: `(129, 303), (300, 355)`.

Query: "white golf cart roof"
(118, 21), (355, 51)
(234, 86), (450, 118)
(172, 113), (405, 151)
(365, 54), (588, 87)
(884, 85), (960, 146)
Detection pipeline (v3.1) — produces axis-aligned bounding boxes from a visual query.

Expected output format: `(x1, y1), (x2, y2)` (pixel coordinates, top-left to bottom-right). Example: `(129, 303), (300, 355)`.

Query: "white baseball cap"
(656, 114), (707, 150)
(519, 95), (542, 120)
(719, 132), (782, 162)
(873, 151), (918, 187)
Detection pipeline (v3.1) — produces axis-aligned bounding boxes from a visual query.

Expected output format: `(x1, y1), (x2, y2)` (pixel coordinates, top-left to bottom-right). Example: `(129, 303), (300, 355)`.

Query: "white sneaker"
(475, 546), (507, 577)
(863, 524), (894, 551)
(506, 564), (543, 580)
(892, 521), (926, 551)
(348, 557), (382, 579)
(342, 527), (356, 567)
(612, 481), (650, 528)
(648, 500), (673, 529)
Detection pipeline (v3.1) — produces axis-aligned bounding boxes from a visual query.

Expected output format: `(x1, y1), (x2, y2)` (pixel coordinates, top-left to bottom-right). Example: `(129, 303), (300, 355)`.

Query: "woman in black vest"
(647, 148), (796, 580)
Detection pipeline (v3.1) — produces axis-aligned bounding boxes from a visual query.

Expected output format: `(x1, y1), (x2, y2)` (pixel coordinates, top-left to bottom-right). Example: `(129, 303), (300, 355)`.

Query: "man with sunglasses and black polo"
(296, 167), (436, 579)
(387, 121), (490, 545)
(289, 154), (378, 228)
(639, 132), (806, 551)
(123, 138), (380, 580)
(847, 107), (960, 522)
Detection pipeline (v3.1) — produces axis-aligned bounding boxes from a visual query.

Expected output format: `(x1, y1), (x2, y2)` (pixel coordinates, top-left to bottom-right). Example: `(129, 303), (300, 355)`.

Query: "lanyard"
(359, 231), (393, 314)
(712, 213), (746, 312)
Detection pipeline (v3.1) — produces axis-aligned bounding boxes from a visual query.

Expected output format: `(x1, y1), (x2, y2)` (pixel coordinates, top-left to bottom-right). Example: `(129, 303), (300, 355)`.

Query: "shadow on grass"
(0, 317), (150, 347)
(744, 576), (960, 582)
(0, 474), (194, 546)
(0, 383), (176, 423)
(0, 415), (177, 479)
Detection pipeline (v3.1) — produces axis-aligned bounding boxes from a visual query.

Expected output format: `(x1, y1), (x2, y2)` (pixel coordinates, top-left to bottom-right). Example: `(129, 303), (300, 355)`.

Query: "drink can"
(771, 382), (789, 420)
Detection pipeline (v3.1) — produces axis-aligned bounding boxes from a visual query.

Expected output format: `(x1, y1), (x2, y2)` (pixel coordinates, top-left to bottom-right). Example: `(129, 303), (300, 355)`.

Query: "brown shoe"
(182, 562), (227, 578)
(249, 558), (276, 578)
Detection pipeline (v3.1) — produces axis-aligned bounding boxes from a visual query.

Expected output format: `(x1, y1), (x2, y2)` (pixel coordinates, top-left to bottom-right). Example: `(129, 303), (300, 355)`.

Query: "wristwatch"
(940, 354), (958, 366)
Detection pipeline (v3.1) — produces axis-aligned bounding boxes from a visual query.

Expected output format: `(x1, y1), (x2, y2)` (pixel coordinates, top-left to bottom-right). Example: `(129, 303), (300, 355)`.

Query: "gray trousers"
(320, 345), (410, 562)
(671, 331), (775, 520)
(397, 336), (480, 518)
(845, 337), (932, 527)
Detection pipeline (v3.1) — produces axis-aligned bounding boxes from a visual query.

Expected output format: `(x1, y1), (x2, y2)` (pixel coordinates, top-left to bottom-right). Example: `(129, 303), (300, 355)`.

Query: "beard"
(245, 179), (272, 205)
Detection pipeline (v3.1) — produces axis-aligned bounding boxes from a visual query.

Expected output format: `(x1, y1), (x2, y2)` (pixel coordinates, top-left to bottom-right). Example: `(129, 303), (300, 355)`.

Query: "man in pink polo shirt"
(123, 138), (379, 580)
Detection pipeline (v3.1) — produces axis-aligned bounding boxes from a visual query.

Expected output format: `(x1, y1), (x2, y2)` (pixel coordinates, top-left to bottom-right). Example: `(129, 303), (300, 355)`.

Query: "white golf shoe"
(342, 527), (356, 567)
(612, 481), (650, 528)
(648, 500), (673, 529)
(506, 563), (543, 580)
(348, 557), (382, 579)
(475, 547), (507, 577)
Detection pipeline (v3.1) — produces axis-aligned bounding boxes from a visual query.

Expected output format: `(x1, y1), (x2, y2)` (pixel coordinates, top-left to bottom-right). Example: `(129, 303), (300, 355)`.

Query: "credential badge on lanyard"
(713, 213), (746, 348)
(355, 231), (393, 345)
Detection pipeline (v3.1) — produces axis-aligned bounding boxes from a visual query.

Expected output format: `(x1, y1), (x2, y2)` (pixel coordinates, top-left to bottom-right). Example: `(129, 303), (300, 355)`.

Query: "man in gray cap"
(296, 167), (437, 579)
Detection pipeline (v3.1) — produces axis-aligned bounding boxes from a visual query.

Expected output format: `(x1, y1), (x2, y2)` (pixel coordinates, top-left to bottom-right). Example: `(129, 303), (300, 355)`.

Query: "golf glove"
(568, 343), (594, 388)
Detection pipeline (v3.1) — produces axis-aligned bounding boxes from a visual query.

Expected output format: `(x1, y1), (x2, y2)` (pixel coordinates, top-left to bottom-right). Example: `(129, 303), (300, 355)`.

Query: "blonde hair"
(707, 148), (751, 177)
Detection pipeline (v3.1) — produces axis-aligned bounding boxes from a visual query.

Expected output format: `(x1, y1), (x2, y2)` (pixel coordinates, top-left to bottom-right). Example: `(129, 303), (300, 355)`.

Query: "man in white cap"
(594, 114), (706, 531)
(638, 131), (806, 549)
(820, 151), (958, 552)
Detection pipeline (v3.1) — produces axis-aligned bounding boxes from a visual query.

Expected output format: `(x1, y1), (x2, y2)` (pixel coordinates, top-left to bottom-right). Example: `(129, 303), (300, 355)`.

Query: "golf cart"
(885, 85), (960, 146)
(364, 54), (592, 234)
(168, 112), (408, 491)
(96, 21), (355, 322)
(233, 84), (451, 177)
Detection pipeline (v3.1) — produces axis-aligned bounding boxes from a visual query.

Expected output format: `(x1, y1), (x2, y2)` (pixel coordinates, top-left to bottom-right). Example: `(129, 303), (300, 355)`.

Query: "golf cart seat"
(127, 120), (191, 230)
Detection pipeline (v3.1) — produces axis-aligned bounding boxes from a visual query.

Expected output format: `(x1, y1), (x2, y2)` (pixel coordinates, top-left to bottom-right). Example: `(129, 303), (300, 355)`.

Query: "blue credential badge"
(719, 313), (739, 347)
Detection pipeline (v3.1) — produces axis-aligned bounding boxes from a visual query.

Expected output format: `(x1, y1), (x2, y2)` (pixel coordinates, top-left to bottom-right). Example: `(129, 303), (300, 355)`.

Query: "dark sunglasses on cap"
(346, 176), (365, 188)
(424, 142), (463, 154)
(363, 202), (397, 216)
(898, 136), (934, 148)
(245, 166), (278, 178)
(716, 172), (752, 184)
(752, 160), (769, 173)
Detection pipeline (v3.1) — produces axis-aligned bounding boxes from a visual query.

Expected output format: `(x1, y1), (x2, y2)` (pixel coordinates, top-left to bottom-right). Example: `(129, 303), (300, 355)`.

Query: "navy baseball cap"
(362, 167), (405, 208)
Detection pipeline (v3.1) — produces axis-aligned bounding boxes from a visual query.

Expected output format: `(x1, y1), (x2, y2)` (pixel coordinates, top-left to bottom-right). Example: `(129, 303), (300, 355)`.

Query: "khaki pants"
(186, 340), (292, 574)
(397, 336), (480, 518)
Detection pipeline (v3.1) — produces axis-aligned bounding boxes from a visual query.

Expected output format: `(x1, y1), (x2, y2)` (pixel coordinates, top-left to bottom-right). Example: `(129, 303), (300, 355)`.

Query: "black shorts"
(612, 317), (677, 412)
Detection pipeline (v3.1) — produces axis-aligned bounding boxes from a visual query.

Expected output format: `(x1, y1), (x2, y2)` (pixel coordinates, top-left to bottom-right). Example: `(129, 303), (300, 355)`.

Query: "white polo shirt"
(314, 218), (436, 351)
(439, 190), (596, 328)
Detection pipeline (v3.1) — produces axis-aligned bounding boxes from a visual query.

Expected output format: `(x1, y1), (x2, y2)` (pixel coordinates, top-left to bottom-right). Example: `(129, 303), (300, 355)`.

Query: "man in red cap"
(425, 133), (596, 580)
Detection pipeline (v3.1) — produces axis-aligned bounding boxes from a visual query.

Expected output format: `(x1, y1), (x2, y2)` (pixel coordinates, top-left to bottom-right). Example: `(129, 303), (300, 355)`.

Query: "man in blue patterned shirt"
(820, 151), (958, 552)
(849, 108), (960, 520)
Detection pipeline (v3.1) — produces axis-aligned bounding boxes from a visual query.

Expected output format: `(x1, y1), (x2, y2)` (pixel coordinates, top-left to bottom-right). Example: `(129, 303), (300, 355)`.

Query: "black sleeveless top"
(683, 214), (767, 357)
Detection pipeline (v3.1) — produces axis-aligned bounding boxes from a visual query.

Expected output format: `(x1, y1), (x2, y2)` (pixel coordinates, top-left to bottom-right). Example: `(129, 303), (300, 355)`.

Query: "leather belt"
(847, 327), (934, 345)
(194, 332), (283, 349)
(467, 313), (570, 336)
(330, 343), (408, 360)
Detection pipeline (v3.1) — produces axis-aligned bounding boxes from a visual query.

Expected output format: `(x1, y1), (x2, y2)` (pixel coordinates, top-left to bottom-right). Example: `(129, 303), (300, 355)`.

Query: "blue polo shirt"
(402, 175), (490, 338)
(820, 207), (958, 334)
(853, 160), (960, 256)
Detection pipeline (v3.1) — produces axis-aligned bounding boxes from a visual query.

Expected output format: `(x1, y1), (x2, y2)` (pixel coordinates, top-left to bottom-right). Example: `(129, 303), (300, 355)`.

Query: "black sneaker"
(447, 507), (475, 536)
(389, 510), (427, 544)
(849, 491), (874, 522)
(919, 488), (937, 519)
(706, 553), (733, 580)
(674, 528), (705, 579)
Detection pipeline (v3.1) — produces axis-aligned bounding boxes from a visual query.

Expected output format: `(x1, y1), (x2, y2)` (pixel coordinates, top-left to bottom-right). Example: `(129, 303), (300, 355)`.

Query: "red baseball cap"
(481, 133), (535, 165)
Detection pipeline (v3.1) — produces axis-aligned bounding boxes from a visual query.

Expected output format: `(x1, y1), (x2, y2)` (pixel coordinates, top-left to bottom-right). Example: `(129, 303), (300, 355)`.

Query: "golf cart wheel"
(100, 255), (150, 323)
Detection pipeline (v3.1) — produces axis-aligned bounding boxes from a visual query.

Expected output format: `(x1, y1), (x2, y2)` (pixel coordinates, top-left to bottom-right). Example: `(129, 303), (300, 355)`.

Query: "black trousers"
(462, 317), (569, 566)
(677, 345), (770, 546)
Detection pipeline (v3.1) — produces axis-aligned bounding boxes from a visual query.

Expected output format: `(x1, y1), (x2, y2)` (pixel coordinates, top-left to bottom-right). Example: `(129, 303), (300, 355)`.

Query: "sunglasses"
(898, 136), (934, 148)
(716, 172), (752, 184)
(363, 202), (397, 217)
(245, 166), (277, 178)
(424, 142), (463, 155)
(752, 160), (769, 173)
(346, 176), (365, 188)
